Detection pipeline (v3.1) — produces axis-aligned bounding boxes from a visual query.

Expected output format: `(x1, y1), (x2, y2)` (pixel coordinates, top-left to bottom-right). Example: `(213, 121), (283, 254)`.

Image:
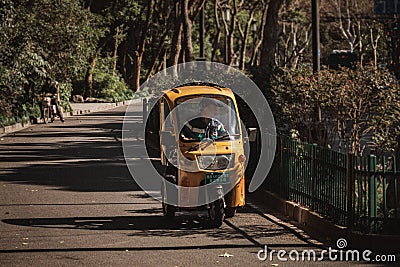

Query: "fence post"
(279, 136), (289, 199)
(394, 156), (399, 215)
(311, 144), (317, 211)
(346, 153), (354, 228)
(287, 138), (293, 201)
(369, 154), (377, 233)
(382, 156), (387, 219)
(142, 98), (148, 122)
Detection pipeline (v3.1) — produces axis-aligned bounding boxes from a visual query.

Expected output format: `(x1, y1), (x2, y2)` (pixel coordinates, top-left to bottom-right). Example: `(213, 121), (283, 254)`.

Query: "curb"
(253, 188), (400, 253)
(66, 98), (143, 117)
(1, 98), (144, 136)
(0, 121), (32, 135)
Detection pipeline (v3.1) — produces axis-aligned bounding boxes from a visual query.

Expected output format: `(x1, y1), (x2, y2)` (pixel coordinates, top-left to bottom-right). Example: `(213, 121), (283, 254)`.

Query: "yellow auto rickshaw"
(158, 83), (255, 227)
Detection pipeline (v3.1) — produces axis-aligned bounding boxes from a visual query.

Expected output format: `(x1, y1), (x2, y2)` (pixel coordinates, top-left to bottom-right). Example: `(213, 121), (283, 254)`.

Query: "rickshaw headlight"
(197, 155), (214, 169)
(197, 154), (233, 170)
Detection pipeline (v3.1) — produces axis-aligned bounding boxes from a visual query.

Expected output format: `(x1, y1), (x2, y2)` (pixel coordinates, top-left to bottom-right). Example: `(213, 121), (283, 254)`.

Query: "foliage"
(271, 65), (400, 154)
(59, 82), (73, 112)
(1, 0), (399, 145)
(0, 0), (99, 125)
(92, 71), (130, 102)
(23, 0), (100, 81)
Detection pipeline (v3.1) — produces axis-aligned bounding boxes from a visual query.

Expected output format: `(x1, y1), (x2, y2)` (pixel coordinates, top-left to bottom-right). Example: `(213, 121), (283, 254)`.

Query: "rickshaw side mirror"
(247, 128), (257, 142)
(161, 131), (176, 146)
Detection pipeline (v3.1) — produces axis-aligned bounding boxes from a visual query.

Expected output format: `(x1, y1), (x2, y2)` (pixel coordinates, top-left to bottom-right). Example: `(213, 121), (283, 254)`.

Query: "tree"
(278, 0), (312, 69)
(271, 65), (400, 154)
(181, 0), (194, 62)
(236, 0), (262, 70)
(260, 0), (284, 69)
(0, 0), (96, 122)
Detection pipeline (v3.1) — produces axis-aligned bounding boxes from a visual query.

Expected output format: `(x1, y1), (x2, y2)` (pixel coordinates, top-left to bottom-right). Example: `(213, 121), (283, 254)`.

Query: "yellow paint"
(160, 85), (246, 209)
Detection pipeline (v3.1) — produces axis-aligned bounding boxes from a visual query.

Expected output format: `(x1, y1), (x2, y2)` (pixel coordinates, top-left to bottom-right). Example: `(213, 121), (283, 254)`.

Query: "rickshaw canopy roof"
(162, 84), (235, 107)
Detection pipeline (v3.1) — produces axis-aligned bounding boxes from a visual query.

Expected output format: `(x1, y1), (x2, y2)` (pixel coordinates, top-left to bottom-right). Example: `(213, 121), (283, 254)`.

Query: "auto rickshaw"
(158, 83), (255, 227)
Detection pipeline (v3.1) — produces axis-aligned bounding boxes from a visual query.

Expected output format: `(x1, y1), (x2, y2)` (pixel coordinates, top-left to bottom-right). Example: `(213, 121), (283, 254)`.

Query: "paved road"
(0, 104), (391, 266)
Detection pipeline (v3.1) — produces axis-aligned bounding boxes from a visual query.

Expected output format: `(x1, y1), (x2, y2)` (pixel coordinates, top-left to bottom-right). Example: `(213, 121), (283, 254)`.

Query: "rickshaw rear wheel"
(42, 107), (49, 124)
(162, 201), (175, 217)
(224, 207), (237, 218)
(208, 199), (225, 227)
(161, 178), (175, 218)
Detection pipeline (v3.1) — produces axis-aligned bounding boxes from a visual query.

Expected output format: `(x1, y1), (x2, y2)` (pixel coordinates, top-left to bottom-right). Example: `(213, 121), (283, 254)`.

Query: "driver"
(180, 98), (228, 140)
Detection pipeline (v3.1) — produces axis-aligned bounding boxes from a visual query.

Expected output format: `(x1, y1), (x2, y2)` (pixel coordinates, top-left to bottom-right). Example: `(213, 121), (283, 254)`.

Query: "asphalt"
(0, 99), (143, 136)
(0, 102), (398, 266)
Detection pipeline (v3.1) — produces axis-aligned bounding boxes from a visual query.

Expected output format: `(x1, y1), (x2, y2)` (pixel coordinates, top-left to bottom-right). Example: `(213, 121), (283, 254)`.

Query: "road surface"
(0, 104), (392, 266)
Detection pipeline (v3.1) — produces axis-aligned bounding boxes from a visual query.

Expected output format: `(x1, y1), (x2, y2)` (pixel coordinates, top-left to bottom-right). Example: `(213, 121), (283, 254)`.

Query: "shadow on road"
(1, 205), (304, 242)
(1, 211), (318, 255)
(2, 213), (306, 246)
(0, 109), (153, 192)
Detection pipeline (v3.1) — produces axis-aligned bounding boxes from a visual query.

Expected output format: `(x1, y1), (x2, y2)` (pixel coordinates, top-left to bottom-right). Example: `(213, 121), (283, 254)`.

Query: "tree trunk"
(227, 0), (237, 66)
(112, 26), (119, 76)
(85, 54), (97, 98)
(181, 0), (193, 62)
(335, 0), (358, 52)
(155, 48), (167, 73)
(238, 25), (247, 70)
(84, 0), (93, 11)
(370, 26), (380, 70)
(238, 6), (257, 70)
(145, 42), (166, 81)
(144, 5), (173, 80)
(84, 32), (113, 97)
(211, 0), (221, 62)
(251, 2), (268, 66)
(121, 42), (127, 81)
(129, 0), (154, 91)
(132, 51), (142, 92)
(169, 1), (182, 66)
(260, 0), (284, 69)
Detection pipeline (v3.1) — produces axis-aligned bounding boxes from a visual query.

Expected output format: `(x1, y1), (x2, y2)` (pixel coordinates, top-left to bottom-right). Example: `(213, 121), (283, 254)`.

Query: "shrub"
(271, 65), (400, 154)
(59, 82), (72, 112)
(92, 70), (130, 102)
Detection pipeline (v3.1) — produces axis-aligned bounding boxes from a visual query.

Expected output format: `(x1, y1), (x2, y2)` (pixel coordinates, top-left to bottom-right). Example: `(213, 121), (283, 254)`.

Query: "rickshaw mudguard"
(177, 169), (245, 208)
(225, 176), (245, 207)
(177, 170), (204, 207)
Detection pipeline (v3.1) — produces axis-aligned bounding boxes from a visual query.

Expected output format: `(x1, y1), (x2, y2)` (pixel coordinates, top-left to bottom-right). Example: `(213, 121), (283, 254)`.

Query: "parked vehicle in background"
(328, 50), (358, 70)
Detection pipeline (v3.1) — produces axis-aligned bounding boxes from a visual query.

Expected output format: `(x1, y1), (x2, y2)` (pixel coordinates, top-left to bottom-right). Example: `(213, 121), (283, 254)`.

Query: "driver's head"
(200, 98), (221, 118)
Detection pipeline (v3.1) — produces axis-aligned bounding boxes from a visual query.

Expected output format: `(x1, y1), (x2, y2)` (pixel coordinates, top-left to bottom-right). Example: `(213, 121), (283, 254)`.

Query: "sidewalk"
(253, 188), (400, 253)
(68, 98), (142, 116)
(0, 98), (144, 136)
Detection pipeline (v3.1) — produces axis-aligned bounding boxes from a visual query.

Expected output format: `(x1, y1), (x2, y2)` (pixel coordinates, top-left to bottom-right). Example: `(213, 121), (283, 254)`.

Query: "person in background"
(40, 77), (65, 122)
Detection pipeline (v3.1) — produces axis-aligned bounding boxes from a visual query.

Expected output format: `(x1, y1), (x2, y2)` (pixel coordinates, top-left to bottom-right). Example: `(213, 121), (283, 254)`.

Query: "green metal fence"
(265, 135), (400, 234)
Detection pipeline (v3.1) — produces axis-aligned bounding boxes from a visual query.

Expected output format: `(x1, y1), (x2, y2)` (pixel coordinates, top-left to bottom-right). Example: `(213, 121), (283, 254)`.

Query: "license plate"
(205, 172), (230, 184)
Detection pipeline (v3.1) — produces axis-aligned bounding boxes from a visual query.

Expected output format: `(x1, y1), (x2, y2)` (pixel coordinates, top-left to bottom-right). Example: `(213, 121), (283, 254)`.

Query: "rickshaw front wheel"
(224, 207), (237, 218)
(208, 199), (225, 227)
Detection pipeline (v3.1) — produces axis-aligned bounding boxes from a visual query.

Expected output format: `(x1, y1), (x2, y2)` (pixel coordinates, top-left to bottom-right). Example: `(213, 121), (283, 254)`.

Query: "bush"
(0, 116), (16, 128)
(271, 65), (400, 154)
(59, 82), (72, 112)
(0, 103), (40, 128)
(92, 70), (131, 102)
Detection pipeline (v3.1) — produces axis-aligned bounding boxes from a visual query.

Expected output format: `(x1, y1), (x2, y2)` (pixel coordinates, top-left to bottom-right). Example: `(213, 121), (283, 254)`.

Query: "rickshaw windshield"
(175, 95), (240, 141)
